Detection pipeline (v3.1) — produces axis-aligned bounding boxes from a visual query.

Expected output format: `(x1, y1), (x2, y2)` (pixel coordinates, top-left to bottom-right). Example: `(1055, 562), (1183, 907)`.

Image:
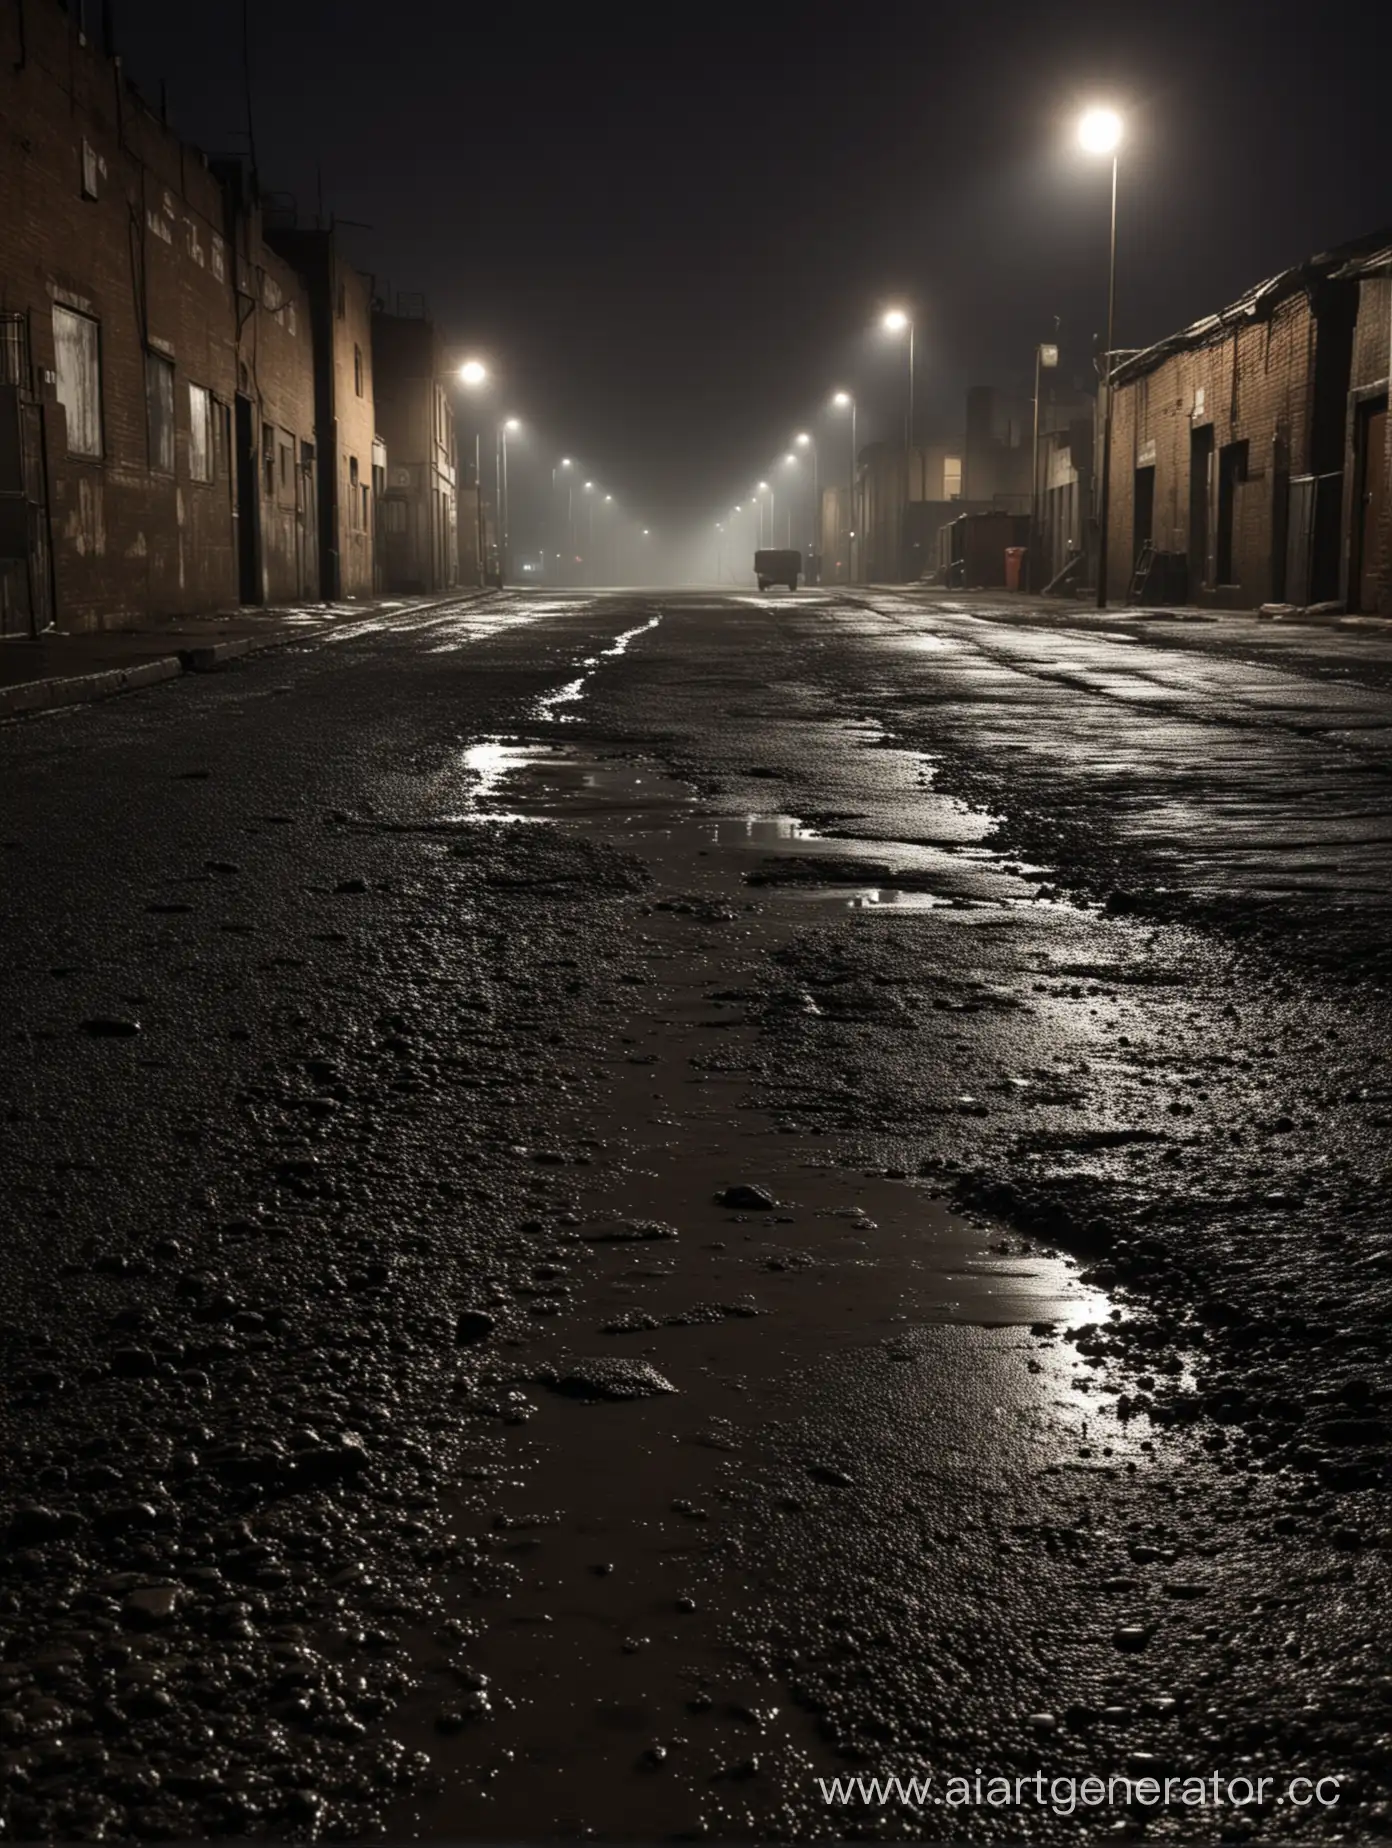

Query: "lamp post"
(882, 307), (914, 456)
(757, 481), (772, 551)
(552, 457), (573, 578)
(794, 432), (818, 579)
(782, 455), (801, 549)
(1031, 335), (1059, 592)
(1079, 105), (1123, 609)
(456, 358), (489, 587)
(832, 391), (857, 582)
(496, 418), (520, 586)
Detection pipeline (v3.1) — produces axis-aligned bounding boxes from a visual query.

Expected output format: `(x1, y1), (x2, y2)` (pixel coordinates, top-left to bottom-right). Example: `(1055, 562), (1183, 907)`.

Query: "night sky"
(117, 0), (1386, 536)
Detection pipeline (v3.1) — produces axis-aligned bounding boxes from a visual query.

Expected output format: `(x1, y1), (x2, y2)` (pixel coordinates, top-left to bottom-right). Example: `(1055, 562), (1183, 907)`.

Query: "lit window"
(944, 456), (962, 501)
(53, 305), (102, 458)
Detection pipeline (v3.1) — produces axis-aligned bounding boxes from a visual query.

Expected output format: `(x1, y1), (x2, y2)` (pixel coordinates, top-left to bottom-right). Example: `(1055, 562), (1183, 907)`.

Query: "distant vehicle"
(755, 548), (801, 592)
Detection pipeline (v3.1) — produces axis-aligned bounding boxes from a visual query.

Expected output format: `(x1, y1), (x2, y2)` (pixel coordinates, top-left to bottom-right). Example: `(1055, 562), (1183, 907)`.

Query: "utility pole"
(1096, 148), (1120, 608)
(1031, 328), (1058, 592)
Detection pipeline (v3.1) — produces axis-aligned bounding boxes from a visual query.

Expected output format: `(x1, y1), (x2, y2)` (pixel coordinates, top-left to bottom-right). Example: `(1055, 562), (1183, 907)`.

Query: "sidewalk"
(868, 582), (1392, 634)
(0, 591), (491, 719)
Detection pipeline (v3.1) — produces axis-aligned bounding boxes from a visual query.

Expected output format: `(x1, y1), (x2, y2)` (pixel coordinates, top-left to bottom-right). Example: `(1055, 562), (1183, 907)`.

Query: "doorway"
(234, 394), (261, 604)
(1353, 399), (1387, 612)
(1215, 439), (1248, 587)
(1189, 425), (1214, 591)
(1133, 465), (1155, 571)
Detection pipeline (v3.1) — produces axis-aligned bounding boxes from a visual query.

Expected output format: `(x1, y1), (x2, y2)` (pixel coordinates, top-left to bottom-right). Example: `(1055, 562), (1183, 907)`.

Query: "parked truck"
(754, 548), (801, 592)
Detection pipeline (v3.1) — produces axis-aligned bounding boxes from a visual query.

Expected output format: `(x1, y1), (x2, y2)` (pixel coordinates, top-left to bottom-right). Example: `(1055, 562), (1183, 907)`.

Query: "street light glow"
(504, 417), (521, 432)
(832, 391), (851, 408)
(559, 456), (572, 467)
(604, 493), (612, 503)
(784, 453), (798, 465)
(795, 433), (811, 447)
(882, 308), (910, 333)
(458, 359), (487, 386)
(584, 480), (593, 490)
(757, 480), (769, 491)
(1078, 106), (1123, 154)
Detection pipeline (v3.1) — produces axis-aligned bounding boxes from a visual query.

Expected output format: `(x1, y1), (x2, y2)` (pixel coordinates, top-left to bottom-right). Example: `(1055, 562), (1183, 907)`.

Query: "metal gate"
(0, 313), (54, 637)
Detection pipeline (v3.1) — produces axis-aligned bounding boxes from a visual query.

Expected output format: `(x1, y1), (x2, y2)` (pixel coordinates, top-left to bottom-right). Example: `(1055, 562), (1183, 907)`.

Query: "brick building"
(1, 0), (238, 634)
(1339, 244), (1390, 616)
(371, 304), (459, 593)
(265, 225), (380, 602)
(1104, 229), (1392, 610)
(218, 167), (319, 606)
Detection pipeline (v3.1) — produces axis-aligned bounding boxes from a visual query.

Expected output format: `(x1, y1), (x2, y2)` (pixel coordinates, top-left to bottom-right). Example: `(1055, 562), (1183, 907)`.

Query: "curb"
(0, 655), (183, 719)
(0, 589), (496, 721)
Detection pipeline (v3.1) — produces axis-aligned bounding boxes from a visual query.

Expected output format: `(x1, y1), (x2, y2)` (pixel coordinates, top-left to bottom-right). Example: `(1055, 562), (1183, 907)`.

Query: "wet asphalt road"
(2, 587), (1391, 1842)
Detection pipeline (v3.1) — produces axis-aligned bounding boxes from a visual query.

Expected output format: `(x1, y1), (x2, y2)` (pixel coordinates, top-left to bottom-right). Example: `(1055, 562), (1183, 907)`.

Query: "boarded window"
(145, 350), (175, 474)
(354, 344), (364, 397)
(53, 305), (102, 458)
(188, 383), (213, 482)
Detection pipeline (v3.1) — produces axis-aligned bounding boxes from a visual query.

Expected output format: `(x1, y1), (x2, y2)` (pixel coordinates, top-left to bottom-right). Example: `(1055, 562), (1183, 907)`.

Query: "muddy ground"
(2, 589), (1390, 1842)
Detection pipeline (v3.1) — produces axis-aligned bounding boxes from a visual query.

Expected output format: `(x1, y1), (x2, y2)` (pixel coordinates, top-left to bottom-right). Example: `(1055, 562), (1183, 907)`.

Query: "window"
(80, 139), (101, 200)
(262, 424), (275, 498)
(188, 383), (213, 482)
(382, 498), (407, 534)
(53, 305), (102, 458)
(348, 456), (360, 530)
(144, 350), (175, 474)
(279, 442), (292, 496)
(943, 455), (962, 501)
(353, 344), (364, 397)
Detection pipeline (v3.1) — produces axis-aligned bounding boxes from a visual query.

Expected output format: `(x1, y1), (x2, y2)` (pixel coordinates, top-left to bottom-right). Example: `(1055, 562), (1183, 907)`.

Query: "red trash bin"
(1004, 545), (1027, 592)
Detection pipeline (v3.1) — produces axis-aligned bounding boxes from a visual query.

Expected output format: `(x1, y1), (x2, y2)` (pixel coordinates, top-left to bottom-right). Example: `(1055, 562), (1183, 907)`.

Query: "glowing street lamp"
(1078, 104), (1125, 608)
(881, 306), (915, 450)
(795, 432), (820, 576)
(831, 391), (858, 582)
(497, 419), (521, 584)
(457, 358), (487, 387)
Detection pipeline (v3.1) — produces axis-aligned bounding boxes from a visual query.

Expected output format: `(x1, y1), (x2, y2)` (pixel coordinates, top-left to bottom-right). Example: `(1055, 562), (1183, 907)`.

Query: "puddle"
(390, 733), (1129, 1836)
(535, 615), (663, 721)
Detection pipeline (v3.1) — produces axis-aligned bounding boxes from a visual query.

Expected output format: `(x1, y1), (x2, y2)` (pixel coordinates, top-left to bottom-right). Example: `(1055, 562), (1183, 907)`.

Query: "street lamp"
(757, 480), (772, 550)
(496, 418), (521, 586)
(831, 391), (858, 582)
(881, 307), (915, 453)
(1078, 104), (1124, 609)
(795, 431), (819, 579)
(552, 458), (574, 575)
(456, 358), (490, 586)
